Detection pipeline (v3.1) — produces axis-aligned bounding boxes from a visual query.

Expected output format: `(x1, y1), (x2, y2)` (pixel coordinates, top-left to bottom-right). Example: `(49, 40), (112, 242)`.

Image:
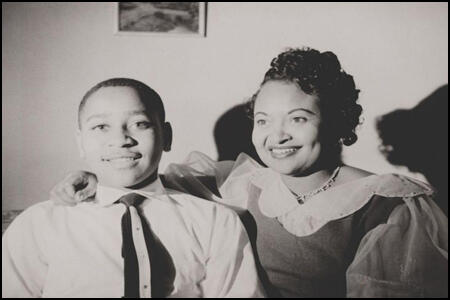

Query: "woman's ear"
(163, 122), (172, 152)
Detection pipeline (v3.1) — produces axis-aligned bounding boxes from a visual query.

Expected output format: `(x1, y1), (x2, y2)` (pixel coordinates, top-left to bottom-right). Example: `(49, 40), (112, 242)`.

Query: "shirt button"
(136, 227), (140, 231)
(144, 285), (148, 289)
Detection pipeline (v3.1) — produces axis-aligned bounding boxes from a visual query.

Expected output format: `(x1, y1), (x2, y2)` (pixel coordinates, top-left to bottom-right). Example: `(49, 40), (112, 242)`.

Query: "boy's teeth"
(271, 148), (297, 154)
(107, 157), (137, 162)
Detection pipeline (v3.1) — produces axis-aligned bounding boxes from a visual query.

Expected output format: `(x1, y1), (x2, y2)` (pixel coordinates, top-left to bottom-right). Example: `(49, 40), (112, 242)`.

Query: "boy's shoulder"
(164, 188), (241, 224)
(165, 188), (233, 211)
(2, 200), (58, 239)
(8, 200), (54, 221)
(4, 199), (90, 235)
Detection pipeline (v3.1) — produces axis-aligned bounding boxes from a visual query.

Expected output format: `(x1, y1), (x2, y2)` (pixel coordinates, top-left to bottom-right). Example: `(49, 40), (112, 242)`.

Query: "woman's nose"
(270, 123), (292, 144)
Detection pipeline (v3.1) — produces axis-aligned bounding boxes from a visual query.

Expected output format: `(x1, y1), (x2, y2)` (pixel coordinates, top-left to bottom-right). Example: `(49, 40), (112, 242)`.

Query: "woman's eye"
(256, 119), (267, 126)
(292, 116), (307, 123)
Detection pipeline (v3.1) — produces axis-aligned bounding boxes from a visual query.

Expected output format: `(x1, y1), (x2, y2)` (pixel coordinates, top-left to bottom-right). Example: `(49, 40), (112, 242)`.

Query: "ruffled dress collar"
(250, 167), (433, 237)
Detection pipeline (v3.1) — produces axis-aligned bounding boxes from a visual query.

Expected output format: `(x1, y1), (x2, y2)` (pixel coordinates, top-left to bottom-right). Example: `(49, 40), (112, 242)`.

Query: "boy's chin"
(98, 171), (159, 189)
(98, 176), (149, 189)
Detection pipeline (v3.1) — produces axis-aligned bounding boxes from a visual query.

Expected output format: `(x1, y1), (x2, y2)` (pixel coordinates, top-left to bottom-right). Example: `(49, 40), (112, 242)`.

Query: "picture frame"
(115, 2), (207, 37)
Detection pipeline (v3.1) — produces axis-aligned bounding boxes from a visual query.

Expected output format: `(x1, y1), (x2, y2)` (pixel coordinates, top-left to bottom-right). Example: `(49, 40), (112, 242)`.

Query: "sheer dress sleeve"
(346, 193), (448, 297)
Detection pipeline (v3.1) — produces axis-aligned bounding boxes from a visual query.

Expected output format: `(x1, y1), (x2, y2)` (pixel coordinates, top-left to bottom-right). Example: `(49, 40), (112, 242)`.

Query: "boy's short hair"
(78, 78), (165, 128)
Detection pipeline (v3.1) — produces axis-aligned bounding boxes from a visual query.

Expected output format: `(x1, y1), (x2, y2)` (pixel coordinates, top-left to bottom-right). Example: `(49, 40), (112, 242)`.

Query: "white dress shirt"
(2, 177), (265, 298)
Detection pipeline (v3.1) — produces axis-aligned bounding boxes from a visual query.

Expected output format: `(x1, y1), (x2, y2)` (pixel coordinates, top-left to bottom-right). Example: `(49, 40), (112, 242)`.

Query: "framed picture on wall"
(115, 2), (207, 37)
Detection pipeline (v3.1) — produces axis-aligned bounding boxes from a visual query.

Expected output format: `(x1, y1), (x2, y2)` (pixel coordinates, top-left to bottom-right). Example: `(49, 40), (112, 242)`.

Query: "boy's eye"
(92, 124), (109, 131)
(131, 121), (152, 129)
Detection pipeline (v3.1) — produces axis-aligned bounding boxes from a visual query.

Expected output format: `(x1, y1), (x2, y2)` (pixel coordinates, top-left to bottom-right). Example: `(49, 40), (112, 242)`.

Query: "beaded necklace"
(292, 166), (341, 204)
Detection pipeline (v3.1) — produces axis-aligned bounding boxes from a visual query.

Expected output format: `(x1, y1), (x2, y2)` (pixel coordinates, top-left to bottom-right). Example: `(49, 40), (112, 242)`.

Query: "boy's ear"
(76, 129), (86, 159)
(163, 122), (172, 152)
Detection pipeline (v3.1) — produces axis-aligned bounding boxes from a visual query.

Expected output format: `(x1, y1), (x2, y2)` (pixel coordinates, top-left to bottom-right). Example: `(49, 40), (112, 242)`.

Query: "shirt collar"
(95, 176), (170, 207)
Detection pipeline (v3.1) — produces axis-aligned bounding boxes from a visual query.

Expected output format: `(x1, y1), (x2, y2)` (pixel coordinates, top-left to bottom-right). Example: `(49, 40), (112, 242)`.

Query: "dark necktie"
(117, 192), (176, 298)
(117, 193), (151, 298)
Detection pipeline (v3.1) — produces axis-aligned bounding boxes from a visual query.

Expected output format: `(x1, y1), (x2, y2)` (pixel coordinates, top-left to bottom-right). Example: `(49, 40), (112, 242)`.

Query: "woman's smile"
(269, 146), (302, 158)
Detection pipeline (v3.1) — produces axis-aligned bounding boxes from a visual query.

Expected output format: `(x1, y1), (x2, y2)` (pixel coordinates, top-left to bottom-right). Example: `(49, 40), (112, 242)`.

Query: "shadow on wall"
(214, 103), (264, 165)
(377, 84), (448, 215)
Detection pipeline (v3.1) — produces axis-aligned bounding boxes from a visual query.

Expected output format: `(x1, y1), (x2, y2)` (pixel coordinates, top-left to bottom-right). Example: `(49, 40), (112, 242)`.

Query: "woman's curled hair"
(248, 47), (362, 147)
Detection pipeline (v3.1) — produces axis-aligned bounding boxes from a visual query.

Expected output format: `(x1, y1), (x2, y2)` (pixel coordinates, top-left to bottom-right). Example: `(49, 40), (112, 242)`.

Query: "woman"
(51, 47), (448, 297)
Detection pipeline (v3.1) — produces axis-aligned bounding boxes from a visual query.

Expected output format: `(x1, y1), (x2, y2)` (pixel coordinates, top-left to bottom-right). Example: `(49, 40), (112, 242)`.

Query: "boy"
(2, 78), (264, 298)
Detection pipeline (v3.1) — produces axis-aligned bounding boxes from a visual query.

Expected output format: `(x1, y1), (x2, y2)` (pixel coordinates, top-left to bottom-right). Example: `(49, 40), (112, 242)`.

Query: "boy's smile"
(101, 151), (142, 169)
(77, 86), (169, 188)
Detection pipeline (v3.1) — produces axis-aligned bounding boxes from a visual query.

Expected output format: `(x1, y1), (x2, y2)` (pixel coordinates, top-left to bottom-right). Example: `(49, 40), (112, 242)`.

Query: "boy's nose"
(108, 129), (136, 147)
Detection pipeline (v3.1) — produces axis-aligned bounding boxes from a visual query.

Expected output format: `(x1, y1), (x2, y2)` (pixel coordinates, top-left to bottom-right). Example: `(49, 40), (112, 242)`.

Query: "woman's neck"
(280, 167), (337, 195)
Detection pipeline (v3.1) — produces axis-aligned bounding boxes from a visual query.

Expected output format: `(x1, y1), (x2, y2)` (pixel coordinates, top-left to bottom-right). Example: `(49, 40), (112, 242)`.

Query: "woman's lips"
(269, 146), (302, 158)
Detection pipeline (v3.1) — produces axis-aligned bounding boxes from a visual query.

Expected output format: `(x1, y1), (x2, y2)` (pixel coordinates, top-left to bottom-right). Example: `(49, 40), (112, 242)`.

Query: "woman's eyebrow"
(254, 112), (268, 117)
(288, 108), (316, 115)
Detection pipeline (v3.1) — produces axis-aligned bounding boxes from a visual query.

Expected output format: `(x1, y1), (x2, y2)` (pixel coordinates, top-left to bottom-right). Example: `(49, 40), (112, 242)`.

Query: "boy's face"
(77, 86), (169, 188)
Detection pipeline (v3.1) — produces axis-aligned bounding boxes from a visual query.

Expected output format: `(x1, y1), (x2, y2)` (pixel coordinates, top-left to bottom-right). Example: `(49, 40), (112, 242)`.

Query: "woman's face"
(252, 80), (323, 176)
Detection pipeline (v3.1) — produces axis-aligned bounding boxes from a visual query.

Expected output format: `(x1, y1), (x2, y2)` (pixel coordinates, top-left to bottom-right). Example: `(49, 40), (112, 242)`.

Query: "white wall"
(2, 2), (448, 210)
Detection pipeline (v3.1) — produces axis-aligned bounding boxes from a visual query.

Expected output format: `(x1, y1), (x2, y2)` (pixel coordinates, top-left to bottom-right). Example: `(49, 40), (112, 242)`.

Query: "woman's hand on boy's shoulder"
(50, 171), (98, 206)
